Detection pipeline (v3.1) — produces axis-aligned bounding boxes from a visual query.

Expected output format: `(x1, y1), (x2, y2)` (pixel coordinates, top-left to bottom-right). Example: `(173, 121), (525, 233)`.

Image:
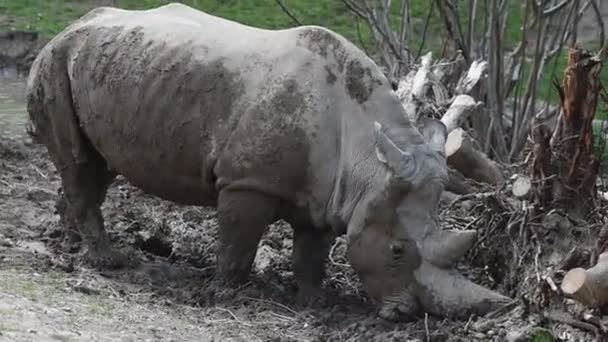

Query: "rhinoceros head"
(346, 118), (448, 314)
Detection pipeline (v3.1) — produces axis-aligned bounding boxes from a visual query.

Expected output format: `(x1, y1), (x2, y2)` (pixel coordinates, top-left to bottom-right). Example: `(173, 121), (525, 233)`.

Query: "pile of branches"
(341, 0), (606, 163)
(385, 10), (608, 337)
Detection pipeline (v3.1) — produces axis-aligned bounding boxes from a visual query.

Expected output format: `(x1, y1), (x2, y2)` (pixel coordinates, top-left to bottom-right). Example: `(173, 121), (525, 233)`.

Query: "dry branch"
(455, 59), (488, 95)
(396, 52), (500, 187)
(440, 95), (480, 133)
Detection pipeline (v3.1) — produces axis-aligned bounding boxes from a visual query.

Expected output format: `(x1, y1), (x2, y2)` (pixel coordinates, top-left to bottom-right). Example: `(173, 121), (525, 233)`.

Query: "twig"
(30, 163), (48, 179)
(415, 0), (435, 61)
(424, 312), (430, 342)
(240, 296), (299, 316)
(485, 299), (519, 319)
(214, 307), (252, 327)
(275, 0), (303, 26)
(329, 238), (350, 268)
(544, 311), (600, 339)
(590, 0), (606, 50)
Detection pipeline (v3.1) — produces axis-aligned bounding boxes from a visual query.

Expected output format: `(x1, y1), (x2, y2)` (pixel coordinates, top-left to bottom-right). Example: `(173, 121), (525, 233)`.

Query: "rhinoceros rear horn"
(419, 118), (447, 155)
(373, 121), (416, 181)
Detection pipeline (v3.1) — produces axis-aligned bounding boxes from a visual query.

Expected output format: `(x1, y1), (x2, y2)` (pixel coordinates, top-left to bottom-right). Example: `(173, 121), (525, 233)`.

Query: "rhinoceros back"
(27, 3), (355, 209)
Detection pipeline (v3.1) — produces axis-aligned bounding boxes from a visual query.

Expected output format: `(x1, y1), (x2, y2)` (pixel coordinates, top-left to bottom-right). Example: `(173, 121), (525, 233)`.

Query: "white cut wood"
(455, 59), (488, 95)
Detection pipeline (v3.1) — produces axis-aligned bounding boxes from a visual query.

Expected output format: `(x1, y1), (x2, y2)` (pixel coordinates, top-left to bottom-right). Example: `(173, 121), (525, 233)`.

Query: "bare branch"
(415, 0), (435, 61)
(590, 0), (606, 50)
(541, 0), (574, 16)
(275, 0), (303, 26)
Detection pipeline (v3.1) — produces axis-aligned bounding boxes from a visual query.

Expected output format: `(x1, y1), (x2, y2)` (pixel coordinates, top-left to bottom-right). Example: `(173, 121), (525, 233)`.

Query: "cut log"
(445, 128), (505, 185)
(413, 261), (512, 318)
(561, 251), (608, 308)
(446, 168), (472, 194)
(512, 175), (532, 199)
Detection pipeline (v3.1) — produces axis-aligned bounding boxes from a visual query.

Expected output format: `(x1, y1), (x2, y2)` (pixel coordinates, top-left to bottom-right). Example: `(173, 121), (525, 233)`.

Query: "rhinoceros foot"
(294, 285), (329, 309)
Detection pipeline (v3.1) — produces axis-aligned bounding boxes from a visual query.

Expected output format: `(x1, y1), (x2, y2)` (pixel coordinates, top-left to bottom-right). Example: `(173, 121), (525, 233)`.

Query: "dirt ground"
(1, 128), (607, 342)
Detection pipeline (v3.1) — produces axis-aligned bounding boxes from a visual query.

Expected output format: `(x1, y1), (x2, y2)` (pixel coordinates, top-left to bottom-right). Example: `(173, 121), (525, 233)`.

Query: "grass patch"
(529, 328), (555, 342)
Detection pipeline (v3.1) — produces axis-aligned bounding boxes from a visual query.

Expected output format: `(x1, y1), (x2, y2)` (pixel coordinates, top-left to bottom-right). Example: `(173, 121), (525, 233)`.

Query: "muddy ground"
(1, 129), (607, 342)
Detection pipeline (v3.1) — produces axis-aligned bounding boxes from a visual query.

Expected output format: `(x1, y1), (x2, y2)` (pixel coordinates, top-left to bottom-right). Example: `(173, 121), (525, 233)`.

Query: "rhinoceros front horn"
(419, 118), (447, 155)
(373, 121), (417, 181)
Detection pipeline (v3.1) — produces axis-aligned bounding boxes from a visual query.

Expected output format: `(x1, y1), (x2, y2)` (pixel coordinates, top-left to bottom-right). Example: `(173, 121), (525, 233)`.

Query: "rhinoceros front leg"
(215, 189), (280, 285)
(292, 226), (335, 306)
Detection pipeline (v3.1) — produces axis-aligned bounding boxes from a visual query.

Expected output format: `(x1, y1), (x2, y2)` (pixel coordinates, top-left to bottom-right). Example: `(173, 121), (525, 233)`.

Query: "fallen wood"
(446, 168), (472, 194)
(397, 52), (434, 122)
(455, 59), (488, 95)
(440, 95), (481, 133)
(445, 128), (505, 185)
(561, 251), (608, 308)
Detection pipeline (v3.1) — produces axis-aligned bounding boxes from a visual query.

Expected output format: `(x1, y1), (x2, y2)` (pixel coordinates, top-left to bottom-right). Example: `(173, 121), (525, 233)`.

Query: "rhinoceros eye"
(390, 241), (403, 259)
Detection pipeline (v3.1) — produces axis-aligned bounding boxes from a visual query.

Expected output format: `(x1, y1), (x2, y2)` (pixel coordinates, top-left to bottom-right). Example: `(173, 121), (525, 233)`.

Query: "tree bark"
(531, 47), (604, 220)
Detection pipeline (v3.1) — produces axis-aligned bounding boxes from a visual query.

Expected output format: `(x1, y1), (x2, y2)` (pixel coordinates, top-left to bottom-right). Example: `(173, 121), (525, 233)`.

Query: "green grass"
(529, 328), (555, 342)
(1, 0), (607, 118)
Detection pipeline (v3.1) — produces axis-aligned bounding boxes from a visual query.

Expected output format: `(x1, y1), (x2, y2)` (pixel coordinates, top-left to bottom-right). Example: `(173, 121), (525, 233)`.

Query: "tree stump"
(530, 47), (604, 220)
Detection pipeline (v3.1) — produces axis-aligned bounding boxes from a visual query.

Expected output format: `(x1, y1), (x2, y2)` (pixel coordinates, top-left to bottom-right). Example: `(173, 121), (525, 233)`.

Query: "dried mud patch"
(1, 135), (606, 341)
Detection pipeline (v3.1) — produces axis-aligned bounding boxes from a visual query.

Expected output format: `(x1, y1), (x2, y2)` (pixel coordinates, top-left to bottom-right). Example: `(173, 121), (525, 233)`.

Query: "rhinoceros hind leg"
(55, 148), (127, 269)
(292, 226), (334, 307)
(215, 189), (280, 285)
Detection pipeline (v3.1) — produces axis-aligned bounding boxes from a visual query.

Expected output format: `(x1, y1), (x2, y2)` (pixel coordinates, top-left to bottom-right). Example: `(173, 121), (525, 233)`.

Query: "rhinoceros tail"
(25, 42), (89, 165)
(25, 51), (47, 145)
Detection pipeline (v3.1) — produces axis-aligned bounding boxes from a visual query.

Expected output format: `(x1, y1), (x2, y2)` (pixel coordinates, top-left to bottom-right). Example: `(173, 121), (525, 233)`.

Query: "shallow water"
(0, 68), (28, 139)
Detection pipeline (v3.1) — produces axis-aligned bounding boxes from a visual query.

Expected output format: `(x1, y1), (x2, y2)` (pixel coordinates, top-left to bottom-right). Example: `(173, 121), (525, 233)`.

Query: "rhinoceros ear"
(419, 118), (447, 155)
(373, 121), (416, 181)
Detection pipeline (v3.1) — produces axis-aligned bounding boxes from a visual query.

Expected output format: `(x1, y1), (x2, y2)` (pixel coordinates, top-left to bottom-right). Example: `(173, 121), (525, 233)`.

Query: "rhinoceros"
(27, 3), (509, 320)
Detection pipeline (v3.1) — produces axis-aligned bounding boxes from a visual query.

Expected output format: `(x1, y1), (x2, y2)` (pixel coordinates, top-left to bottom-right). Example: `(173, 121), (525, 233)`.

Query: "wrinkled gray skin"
(26, 3), (449, 317)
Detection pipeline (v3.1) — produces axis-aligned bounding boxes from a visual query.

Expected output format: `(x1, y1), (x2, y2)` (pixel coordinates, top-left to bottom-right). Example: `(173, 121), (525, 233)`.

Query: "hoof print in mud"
(294, 290), (329, 309)
(83, 246), (139, 270)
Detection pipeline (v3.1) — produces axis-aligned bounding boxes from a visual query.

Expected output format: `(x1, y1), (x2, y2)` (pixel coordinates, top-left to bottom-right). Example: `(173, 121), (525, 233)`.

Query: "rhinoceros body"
(27, 3), (450, 317)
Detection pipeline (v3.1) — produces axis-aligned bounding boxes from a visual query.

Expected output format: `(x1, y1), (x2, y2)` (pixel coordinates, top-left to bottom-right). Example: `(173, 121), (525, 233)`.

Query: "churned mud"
(1, 132), (605, 341)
